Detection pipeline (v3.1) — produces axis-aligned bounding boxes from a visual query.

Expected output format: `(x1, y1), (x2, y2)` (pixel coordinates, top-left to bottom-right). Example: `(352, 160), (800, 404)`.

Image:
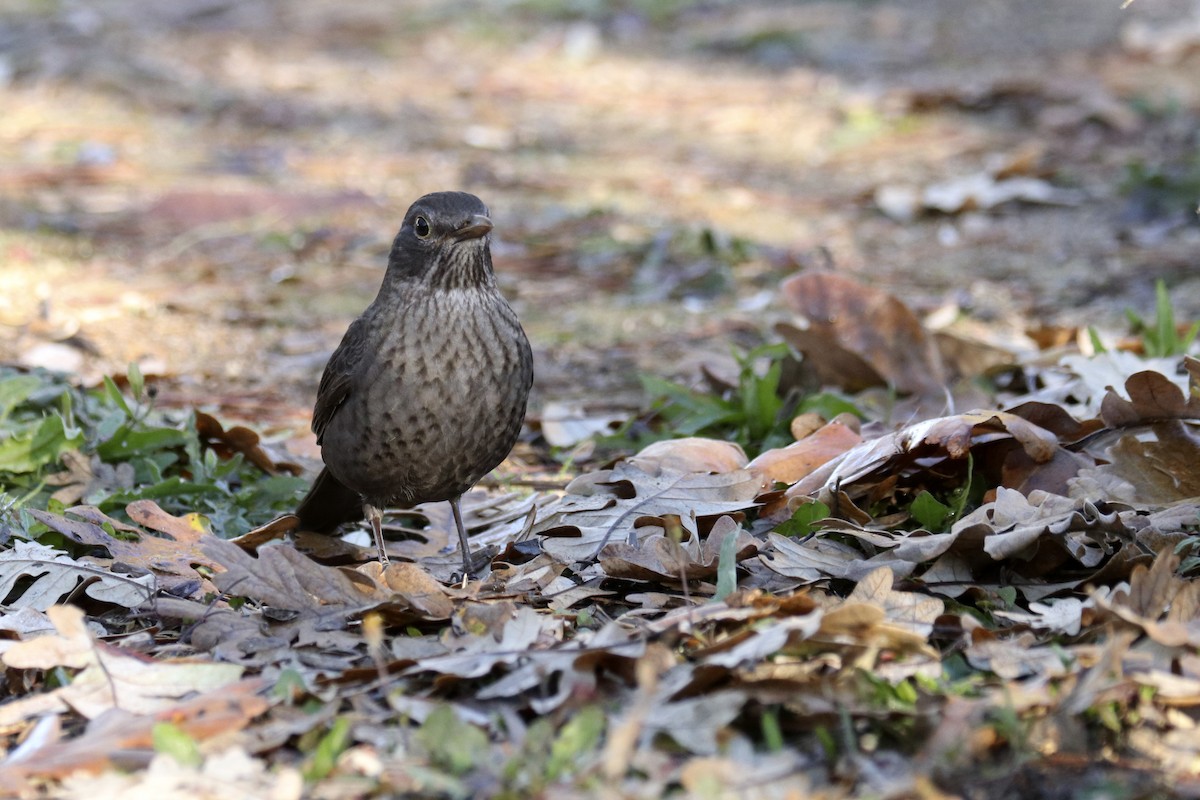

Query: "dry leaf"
(0, 540), (156, 611)
(29, 501), (223, 596)
(533, 461), (760, 562)
(1, 604), (246, 724)
(196, 410), (302, 476)
(749, 416), (862, 485)
(777, 272), (945, 395)
(626, 437), (748, 475)
(785, 410), (1061, 506)
(0, 679), (268, 782)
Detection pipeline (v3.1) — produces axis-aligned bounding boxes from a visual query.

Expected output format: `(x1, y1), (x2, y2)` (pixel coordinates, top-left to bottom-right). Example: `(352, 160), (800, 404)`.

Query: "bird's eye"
(413, 216), (431, 239)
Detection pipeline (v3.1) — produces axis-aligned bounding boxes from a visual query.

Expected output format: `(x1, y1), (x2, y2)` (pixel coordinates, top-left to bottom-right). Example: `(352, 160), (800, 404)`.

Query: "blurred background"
(0, 0), (1197, 450)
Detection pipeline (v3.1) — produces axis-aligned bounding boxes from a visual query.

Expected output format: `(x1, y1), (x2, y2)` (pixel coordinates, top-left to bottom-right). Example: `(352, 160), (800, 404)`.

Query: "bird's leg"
(364, 502), (389, 565)
(450, 495), (473, 577)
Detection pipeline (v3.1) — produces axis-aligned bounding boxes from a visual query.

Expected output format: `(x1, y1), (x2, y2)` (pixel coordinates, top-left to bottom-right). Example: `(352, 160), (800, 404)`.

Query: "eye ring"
(413, 216), (431, 239)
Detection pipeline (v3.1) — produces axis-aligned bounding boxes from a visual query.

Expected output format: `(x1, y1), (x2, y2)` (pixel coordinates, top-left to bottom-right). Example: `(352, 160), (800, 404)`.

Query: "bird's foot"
(364, 502), (390, 565)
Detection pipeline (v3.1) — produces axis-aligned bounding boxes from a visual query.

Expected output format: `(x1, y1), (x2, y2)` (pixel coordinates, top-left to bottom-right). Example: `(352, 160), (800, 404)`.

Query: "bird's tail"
(295, 467), (365, 533)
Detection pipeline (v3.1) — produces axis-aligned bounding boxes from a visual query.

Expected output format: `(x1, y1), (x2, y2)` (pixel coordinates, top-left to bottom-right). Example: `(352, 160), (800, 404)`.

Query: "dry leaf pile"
(3, 279), (1200, 798)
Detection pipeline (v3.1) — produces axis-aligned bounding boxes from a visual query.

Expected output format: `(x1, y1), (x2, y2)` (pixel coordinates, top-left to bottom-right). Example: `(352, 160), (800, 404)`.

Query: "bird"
(294, 191), (533, 576)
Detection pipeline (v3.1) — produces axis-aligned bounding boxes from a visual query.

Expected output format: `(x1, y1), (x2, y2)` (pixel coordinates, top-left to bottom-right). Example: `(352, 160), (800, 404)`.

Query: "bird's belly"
(321, 297), (530, 506)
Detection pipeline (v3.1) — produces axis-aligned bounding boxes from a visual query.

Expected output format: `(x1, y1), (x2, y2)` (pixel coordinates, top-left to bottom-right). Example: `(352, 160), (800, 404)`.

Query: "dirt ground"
(1, 0), (1198, 453)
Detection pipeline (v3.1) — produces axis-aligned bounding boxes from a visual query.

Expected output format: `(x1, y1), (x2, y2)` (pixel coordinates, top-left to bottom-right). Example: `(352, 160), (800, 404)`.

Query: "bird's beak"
(452, 214), (493, 242)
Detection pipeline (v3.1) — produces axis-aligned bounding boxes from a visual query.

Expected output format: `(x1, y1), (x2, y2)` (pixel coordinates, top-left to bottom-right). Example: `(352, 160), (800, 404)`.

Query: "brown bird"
(294, 191), (533, 575)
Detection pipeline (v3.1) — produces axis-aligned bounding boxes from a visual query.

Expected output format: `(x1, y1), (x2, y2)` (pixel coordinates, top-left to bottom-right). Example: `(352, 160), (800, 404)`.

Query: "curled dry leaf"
(626, 437), (748, 476)
(1091, 550), (1200, 648)
(44, 450), (135, 505)
(539, 400), (629, 447)
(360, 561), (455, 619)
(784, 410), (1061, 510)
(763, 531), (892, 583)
(699, 615), (825, 669)
(1066, 369), (1200, 504)
(748, 415), (862, 485)
(1, 604), (95, 671)
(777, 272), (946, 395)
(195, 410), (303, 476)
(875, 147), (1084, 222)
(845, 566), (944, 638)
(1099, 368), (1200, 428)
(1078, 420), (1200, 504)
(964, 487), (1127, 563)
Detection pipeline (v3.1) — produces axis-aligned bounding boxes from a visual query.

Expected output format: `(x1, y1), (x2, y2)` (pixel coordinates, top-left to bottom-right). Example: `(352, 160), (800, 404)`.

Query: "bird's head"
(386, 191), (496, 290)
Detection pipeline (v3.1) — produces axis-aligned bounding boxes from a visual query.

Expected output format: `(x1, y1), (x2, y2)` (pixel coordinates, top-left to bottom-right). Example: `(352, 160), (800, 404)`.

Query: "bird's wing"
(311, 316), (368, 444)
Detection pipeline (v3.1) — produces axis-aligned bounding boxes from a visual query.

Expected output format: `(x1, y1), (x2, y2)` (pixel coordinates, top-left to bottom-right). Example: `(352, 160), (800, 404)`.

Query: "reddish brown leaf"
(196, 411), (303, 476)
(28, 502), (223, 596)
(749, 417), (862, 485)
(777, 272), (945, 395)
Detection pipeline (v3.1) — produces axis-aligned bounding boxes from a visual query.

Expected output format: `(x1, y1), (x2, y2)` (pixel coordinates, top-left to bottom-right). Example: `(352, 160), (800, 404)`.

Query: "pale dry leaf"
(44, 450), (134, 506)
(1134, 670), (1200, 706)
(599, 519), (758, 582)
(959, 487), (1128, 565)
(62, 650), (246, 718)
(545, 582), (615, 611)
(921, 173), (1083, 214)
(412, 618), (645, 716)
(964, 631), (1073, 680)
(0, 680), (269, 783)
(760, 532), (860, 582)
(0, 540), (155, 611)
(1100, 369), (1200, 428)
(1, 604), (94, 670)
(1080, 420), (1200, 505)
(701, 615), (825, 669)
(847, 567), (944, 636)
(1129, 726), (1200, 777)
(642, 690), (747, 755)
(2, 604), (245, 724)
(533, 461), (760, 562)
(491, 552), (569, 595)
(361, 561), (454, 619)
(994, 598), (1086, 636)
(817, 600), (938, 659)
(0, 606), (56, 641)
(626, 437), (748, 475)
(540, 400), (627, 447)
(1031, 352), (1190, 418)
(920, 552), (976, 598)
(1092, 550), (1200, 647)
(58, 749), (303, 800)
(409, 605), (549, 680)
